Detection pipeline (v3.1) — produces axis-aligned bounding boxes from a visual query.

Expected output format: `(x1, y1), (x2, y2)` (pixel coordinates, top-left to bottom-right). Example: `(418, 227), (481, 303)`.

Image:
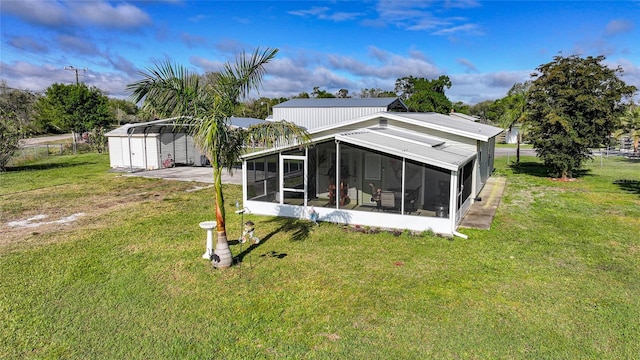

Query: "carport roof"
(106, 116), (265, 136)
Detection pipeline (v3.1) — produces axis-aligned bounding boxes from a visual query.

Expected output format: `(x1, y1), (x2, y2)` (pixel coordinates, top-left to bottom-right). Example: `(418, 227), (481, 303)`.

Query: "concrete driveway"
(124, 166), (243, 184)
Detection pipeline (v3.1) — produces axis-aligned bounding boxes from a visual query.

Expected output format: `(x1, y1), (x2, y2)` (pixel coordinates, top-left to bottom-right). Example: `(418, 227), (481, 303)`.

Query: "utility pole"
(63, 65), (87, 154)
(64, 65), (87, 85)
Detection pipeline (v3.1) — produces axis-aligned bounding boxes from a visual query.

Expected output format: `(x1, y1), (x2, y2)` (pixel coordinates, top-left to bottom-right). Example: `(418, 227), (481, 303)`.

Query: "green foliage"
(358, 88), (397, 98)
(235, 97), (287, 119)
(311, 86), (336, 98)
(451, 101), (470, 114)
(87, 127), (107, 153)
(0, 81), (39, 132)
(0, 116), (23, 171)
(35, 83), (111, 134)
(107, 98), (138, 124)
(0, 83), (37, 170)
(469, 100), (498, 122)
(526, 55), (637, 178)
(614, 105), (640, 153)
(396, 75), (453, 114)
(293, 91), (310, 99)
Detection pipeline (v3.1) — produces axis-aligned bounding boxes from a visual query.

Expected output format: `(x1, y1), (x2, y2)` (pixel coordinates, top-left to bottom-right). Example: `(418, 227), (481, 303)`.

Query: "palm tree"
(499, 82), (530, 164)
(127, 48), (309, 268)
(614, 105), (640, 154)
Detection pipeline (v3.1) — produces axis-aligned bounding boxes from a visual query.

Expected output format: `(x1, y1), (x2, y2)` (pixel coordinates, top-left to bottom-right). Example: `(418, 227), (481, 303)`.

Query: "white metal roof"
(274, 97), (406, 109)
(367, 126), (445, 147)
(106, 116), (264, 136)
(395, 112), (503, 141)
(309, 111), (503, 142)
(335, 129), (475, 171)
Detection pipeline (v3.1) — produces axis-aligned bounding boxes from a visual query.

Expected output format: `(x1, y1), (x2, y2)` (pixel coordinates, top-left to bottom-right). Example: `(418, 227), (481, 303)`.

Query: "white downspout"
(453, 230), (468, 239)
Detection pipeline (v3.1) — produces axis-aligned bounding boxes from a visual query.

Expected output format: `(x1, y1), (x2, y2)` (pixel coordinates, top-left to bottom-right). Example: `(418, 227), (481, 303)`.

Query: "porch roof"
(335, 128), (475, 171)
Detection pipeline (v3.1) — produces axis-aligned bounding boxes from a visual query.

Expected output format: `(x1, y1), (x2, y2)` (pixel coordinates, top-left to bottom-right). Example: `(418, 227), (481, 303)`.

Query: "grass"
(1, 154), (639, 359)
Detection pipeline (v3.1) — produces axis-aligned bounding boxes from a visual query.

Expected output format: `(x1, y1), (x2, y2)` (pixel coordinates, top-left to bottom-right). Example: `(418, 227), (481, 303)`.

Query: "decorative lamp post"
(199, 221), (217, 259)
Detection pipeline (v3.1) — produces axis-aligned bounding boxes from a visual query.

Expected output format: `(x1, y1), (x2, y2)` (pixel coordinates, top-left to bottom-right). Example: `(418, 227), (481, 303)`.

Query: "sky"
(1, 0), (639, 105)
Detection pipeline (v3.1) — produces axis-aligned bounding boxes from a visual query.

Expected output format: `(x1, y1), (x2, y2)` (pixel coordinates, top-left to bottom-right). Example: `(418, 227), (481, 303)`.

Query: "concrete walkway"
(458, 176), (506, 230)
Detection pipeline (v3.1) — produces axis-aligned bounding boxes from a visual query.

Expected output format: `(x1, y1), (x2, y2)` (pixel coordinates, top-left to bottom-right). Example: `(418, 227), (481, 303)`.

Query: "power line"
(64, 65), (88, 85)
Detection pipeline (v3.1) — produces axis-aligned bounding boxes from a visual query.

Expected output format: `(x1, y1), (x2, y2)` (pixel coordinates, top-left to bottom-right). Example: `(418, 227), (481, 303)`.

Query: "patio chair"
(404, 185), (421, 213)
(380, 191), (396, 211)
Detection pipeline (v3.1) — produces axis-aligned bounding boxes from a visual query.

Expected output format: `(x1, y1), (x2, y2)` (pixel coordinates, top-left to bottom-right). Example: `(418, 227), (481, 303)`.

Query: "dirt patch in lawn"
(0, 179), (210, 248)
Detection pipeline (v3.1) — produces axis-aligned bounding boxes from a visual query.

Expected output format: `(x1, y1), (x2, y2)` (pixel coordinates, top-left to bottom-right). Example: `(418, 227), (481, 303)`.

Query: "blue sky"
(1, 0), (639, 104)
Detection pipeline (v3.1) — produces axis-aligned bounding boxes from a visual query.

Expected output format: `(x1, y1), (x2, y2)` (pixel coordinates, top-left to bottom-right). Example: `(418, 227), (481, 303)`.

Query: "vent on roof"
(379, 119), (387, 127)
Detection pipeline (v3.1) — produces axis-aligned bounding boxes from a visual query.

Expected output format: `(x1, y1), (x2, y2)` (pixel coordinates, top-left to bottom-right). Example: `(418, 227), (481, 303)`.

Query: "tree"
(451, 101), (470, 115)
(127, 48), (309, 268)
(469, 100), (496, 122)
(108, 98), (138, 125)
(0, 81), (38, 170)
(358, 88), (397, 98)
(335, 88), (350, 98)
(395, 75), (453, 114)
(497, 82), (530, 164)
(311, 87), (335, 98)
(614, 104), (640, 154)
(0, 114), (24, 171)
(237, 97), (287, 119)
(293, 91), (310, 99)
(35, 83), (110, 137)
(526, 55), (637, 178)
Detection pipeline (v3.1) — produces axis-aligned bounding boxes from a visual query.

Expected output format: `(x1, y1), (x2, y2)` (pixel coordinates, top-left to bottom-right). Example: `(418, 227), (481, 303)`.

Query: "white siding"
(107, 137), (123, 168)
(272, 106), (388, 130)
(145, 134), (160, 170)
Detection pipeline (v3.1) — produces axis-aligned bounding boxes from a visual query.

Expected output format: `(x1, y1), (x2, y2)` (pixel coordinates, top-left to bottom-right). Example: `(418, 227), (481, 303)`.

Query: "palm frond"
(215, 48), (279, 103)
(245, 120), (311, 149)
(126, 60), (206, 118)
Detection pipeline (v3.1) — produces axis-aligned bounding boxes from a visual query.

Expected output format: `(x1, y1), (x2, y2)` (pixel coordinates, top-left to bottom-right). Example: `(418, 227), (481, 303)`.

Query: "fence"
(14, 144), (65, 161)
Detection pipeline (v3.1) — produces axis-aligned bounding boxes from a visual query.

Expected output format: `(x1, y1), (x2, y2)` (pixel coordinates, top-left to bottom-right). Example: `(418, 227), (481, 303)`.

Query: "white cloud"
(8, 35), (49, 54)
(1, 0), (67, 27)
(605, 19), (634, 37)
(288, 6), (363, 22)
(2, 0), (151, 30)
(432, 23), (483, 36)
(457, 58), (478, 73)
(57, 35), (101, 56)
(180, 32), (208, 48)
(189, 56), (224, 73)
(75, 1), (152, 29)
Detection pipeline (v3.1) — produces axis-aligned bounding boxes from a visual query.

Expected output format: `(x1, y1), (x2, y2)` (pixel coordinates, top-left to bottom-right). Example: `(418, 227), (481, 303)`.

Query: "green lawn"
(1, 154), (639, 359)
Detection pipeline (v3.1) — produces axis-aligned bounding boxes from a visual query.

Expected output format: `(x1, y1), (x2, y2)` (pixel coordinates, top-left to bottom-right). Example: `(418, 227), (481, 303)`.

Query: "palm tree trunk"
(516, 132), (521, 164)
(212, 165), (233, 268)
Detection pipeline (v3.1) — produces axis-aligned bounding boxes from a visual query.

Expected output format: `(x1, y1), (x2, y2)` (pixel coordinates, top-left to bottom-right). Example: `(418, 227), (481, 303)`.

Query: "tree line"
(2, 54), (639, 177)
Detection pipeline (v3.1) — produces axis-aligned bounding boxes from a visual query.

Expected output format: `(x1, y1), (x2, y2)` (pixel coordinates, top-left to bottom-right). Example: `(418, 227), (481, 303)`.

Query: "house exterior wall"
(243, 200), (454, 234)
